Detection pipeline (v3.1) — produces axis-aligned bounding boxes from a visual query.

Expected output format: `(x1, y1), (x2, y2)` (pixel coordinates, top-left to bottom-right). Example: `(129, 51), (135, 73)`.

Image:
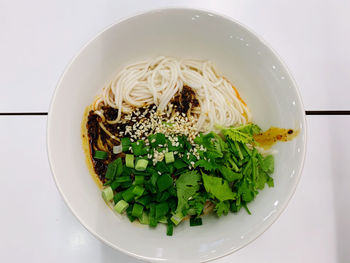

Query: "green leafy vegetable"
(218, 166), (242, 182)
(260, 155), (274, 174)
(214, 201), (230, 217)
(175, 171), (202, 215)
(202, 172), (237, 201)
(219, 124), (261, 144)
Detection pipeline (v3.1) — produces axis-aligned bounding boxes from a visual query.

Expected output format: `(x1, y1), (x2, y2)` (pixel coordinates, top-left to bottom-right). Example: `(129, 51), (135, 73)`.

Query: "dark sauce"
(172, 86), (199, 114)
(86, 86), (198, 182)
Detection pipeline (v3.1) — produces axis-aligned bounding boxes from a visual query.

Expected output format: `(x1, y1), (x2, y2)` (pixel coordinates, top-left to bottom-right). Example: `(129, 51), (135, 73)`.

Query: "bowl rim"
(47, 6), (307, 263)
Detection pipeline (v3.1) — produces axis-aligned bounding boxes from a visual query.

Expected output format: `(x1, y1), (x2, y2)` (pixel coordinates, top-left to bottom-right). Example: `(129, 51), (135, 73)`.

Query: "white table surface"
(1, 1), (349, 262)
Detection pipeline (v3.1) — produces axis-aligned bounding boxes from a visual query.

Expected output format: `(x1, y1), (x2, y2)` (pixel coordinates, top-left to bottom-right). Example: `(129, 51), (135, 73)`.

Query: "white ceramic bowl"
(48, 8), (306, 263)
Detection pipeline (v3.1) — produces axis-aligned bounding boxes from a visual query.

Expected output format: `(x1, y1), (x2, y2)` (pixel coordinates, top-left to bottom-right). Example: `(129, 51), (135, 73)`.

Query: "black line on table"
(305, 110), (350, 115)
(0, 111), (349, 116)
(0, 112), (48, 116)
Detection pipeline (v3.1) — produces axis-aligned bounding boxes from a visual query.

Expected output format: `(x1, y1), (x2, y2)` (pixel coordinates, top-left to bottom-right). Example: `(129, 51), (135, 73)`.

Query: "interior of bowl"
(48, 8), (306, 263)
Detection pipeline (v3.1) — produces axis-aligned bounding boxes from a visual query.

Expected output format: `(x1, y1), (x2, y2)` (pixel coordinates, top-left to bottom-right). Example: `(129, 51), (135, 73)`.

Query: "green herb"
(218, 166), (242, 182)
(175, 171), (201, 216)
(214, 201), (230, 217)
(260, 155), (274, 174)
(218, 124), (261, 144)
(202, 173), (237, 201)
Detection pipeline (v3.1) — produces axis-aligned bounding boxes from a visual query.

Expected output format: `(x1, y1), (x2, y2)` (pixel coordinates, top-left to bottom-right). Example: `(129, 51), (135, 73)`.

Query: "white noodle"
(94, 56), (251, 132)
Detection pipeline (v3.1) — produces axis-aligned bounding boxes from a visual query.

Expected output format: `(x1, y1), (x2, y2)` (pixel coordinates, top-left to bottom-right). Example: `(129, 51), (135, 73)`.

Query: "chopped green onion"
(158, 216), (168, 224)
(114, 176), (131, 183)
(121, 137), (131, 152)
(149, 203), (157, 227)
(156, 191), (170, 202)
(173, 159), (187, 169)
(131, 203), (144, 218)
(155, 161), (168, 173)
(155, 202), (169, 220)
(94, 150), (108, 160)
(103, 180), (111, 186)
(136, 195), (151, 206)
(113, 191), (123, 203)
(134, 175), (145, 185)
(101, 186), (113, 202)
(157, 174), (173, 192)
(110, 181), (120, 190)
(148, 134), (157, 147)
(190, 217), (202, 227)
(125, 154), (134, 168)
(115, 158), (123, 177)
(131, 140), (147, 156)
(166, 219), (174, 236)
(105, 161), (117, 180)
(120, 181), (133, 189)
(139, 212), (149, 224)
(150, 173), (159, 187)
(113, 145), (122, 154)
(114, 200), (129, 214)
(122, 186), (135, 202)
(170, 213), (183, 226)
(164, 152), (175, 164)
(126, 205), (136, 222)
(135, 159), (148, 171)
(155, 133), (166, 145)
(132, 185), (145, 196)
